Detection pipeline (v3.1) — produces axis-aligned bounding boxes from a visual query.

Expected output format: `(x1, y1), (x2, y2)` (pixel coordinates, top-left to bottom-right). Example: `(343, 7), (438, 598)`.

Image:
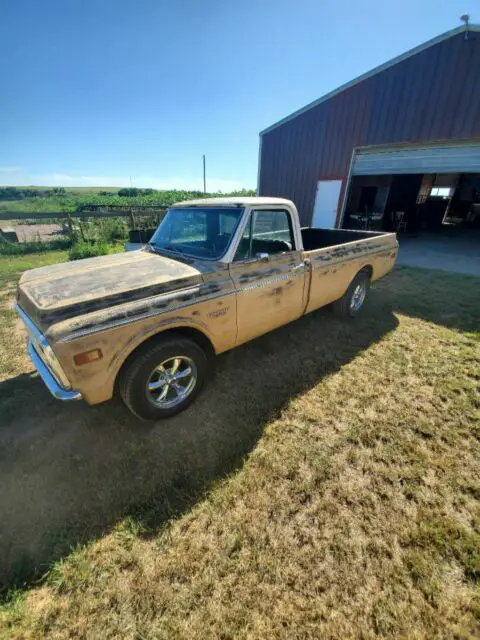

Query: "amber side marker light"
(74, 349), (103, 366)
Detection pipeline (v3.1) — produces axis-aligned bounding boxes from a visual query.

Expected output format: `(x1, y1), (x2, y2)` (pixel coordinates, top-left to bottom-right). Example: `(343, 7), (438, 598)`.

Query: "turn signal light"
(74, 349), (103, 366)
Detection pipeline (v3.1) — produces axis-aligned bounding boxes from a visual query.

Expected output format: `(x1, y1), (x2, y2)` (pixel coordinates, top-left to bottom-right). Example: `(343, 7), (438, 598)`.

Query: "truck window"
(149, 207), (243, 259)
(234, 209), (295, 261)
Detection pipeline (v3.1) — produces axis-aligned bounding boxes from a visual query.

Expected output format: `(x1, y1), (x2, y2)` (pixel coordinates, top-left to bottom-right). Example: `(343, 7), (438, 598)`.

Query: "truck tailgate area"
(301, 227), (388, 251)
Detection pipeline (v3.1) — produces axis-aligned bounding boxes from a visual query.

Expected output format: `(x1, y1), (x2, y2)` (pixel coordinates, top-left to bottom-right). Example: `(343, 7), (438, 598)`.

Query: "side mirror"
(256, 252), (269, 263)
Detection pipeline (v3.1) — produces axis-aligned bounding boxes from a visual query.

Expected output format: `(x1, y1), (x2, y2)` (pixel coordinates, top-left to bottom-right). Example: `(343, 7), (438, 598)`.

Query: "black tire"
(333, 270), (371, 318)
(118, 334), (210, 420)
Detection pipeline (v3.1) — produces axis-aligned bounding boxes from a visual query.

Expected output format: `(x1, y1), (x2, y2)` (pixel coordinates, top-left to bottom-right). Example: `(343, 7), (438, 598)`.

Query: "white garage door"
(353, 142), (480, 176)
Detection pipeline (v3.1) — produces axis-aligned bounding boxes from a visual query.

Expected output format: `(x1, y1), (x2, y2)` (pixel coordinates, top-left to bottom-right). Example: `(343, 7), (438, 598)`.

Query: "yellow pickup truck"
(16, 197), (398, 420)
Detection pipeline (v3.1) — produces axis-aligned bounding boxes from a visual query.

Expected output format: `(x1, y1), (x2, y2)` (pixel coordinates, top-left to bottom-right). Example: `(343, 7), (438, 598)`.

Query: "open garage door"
(353, 142), (480, 176)
(342, 140), (480, 245)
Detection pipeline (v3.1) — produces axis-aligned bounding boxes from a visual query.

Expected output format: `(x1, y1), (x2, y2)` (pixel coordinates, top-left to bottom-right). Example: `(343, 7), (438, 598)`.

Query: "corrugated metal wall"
(259, 31), (480, 226)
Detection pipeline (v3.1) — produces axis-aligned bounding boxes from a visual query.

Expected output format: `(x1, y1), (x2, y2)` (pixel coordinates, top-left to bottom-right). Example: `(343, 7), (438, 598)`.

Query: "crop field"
(0, 252), (478, 638)
(0, 186), (256, 213)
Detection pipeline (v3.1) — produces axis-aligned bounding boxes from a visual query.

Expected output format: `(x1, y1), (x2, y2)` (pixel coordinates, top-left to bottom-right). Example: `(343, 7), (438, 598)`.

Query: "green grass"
(0, 251), (68, 289)
(68, 241), (124, 261)
(0, 261), (478, 638)
(0, 238), (72, 256)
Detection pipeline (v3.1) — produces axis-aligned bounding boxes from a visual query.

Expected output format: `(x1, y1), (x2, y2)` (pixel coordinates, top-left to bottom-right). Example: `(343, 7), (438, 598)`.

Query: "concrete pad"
(397, 230), (480, 276)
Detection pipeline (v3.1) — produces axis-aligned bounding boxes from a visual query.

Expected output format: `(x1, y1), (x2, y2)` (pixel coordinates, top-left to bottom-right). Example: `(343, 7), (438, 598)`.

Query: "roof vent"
(460, 13), (470, 39)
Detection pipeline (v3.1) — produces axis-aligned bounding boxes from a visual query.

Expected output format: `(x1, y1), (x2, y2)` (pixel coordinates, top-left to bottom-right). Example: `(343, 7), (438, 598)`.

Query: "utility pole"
(203, 155), (206, 194)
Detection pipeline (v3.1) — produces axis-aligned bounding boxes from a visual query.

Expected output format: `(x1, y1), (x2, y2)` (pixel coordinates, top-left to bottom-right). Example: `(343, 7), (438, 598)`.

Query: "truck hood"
(17, 249), (204, 329)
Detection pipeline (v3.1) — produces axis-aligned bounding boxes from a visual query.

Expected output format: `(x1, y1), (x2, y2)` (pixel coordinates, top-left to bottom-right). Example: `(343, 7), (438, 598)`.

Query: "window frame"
(149, 206), (244, 262)
(233, 208), (296, 263)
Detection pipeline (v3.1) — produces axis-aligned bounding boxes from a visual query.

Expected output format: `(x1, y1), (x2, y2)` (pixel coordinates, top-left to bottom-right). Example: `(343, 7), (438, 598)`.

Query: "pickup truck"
(16, 197), (398, 420)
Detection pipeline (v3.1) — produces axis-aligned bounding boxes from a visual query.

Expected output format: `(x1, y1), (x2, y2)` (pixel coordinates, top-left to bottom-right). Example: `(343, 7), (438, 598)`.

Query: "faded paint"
(16, 198), (398, 406)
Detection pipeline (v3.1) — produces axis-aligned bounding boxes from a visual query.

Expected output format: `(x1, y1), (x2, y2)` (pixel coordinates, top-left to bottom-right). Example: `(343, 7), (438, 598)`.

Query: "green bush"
(68, 242), (110, 261)
(73, 217), (129, 244)
(0, 238), (72, 255)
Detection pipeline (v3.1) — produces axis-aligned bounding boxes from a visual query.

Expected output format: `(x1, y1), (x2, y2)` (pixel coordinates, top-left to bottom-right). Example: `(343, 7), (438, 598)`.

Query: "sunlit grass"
(0, 261), (478, 638)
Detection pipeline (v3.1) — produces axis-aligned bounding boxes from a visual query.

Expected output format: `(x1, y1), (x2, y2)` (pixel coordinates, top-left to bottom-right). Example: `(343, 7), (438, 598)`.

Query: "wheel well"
(115, 327), (216, 389)
(359, 264), (373, 279)
(165, 326), (216, 359)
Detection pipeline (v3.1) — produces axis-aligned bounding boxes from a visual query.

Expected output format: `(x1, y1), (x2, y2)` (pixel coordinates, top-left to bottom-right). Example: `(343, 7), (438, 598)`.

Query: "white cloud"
(12, 173), (251, 193)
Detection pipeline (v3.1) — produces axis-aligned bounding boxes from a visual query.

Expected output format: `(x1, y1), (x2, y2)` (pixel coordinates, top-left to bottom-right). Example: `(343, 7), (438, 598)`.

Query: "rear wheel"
(118, 334), (210, 420)
(333, 270), (371, 318)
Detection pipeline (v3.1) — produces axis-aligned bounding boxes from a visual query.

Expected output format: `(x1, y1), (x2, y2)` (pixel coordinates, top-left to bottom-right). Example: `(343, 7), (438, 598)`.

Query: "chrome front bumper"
(27, 340), (82, 401)
(15, 304), (82, 402)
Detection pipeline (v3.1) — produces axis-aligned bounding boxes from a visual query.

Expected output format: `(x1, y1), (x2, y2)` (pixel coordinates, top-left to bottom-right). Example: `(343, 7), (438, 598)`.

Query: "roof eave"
(260, 24), (480, 136)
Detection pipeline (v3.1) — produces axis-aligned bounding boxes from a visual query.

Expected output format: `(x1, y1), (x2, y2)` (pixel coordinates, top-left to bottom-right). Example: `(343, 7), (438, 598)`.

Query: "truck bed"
(300, 227), (397, 315)
(301, 227), (387, 251)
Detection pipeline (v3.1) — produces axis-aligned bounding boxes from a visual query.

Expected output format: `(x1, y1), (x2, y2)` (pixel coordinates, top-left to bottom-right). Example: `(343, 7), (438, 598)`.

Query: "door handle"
(290, 258), (311, 273)
(290, 263), (305, 273)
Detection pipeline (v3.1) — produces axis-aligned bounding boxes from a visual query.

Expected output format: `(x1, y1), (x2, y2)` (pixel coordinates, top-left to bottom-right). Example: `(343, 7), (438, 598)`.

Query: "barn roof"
(260, 24), (480, 136)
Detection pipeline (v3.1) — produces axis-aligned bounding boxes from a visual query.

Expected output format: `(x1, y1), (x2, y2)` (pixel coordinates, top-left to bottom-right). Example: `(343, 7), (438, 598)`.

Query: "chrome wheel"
(350, 282), (366, 312)
(146, 356), (197, 408)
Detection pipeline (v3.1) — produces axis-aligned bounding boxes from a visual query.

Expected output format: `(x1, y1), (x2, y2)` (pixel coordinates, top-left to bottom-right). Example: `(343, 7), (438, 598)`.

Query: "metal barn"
(258, 24), (480, 241)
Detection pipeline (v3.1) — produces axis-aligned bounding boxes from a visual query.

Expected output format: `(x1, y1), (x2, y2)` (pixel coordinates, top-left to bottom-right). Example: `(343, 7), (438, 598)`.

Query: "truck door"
(229, 209), (307, 346)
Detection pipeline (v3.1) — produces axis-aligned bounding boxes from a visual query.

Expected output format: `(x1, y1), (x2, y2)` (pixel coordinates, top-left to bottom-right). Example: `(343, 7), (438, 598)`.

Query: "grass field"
(0, 186), (255, 213)
(0, 253), (478, 638)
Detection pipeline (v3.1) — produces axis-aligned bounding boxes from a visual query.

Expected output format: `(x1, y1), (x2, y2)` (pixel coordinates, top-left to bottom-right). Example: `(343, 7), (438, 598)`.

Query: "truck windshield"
(149, 207), (243, 260)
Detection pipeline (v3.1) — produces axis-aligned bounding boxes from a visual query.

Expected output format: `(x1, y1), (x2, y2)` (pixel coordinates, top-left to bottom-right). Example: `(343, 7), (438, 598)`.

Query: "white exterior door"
(312, 179), (342, 228)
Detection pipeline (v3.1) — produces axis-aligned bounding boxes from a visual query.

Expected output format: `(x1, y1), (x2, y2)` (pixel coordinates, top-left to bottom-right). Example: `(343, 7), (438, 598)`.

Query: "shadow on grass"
(0, 292), (398, 594)
(379, 266), (480, 334)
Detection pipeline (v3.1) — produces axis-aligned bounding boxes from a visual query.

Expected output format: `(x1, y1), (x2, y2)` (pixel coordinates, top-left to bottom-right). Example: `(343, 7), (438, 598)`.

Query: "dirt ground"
(0, 223), (64, 243)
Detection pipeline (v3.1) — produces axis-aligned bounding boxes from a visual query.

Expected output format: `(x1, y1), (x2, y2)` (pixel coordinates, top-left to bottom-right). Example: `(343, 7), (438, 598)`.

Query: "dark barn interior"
(343, 172), (480, 234)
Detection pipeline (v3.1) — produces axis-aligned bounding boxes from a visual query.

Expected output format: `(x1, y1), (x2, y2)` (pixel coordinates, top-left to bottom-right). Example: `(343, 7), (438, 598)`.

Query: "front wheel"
(333, 271), (371, 318)
(118, 335), (210, 420)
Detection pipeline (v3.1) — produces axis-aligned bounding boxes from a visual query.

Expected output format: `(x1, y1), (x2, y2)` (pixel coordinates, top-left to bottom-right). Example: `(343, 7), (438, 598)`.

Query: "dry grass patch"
(0, 263), (479, 639)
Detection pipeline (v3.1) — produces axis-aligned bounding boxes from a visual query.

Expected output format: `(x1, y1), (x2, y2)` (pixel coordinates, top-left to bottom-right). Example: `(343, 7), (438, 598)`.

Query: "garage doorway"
(343, 172), (480, 233)
(340, 141), (480, 273)
(341, 141), (480, 234)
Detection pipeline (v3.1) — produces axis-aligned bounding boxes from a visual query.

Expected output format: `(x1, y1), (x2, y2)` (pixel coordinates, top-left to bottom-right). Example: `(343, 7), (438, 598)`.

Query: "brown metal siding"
(259, 32), (480, 226)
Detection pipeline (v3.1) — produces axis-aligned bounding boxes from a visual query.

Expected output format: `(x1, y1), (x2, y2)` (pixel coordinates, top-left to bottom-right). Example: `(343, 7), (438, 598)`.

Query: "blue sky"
(0, 0), (475, 191)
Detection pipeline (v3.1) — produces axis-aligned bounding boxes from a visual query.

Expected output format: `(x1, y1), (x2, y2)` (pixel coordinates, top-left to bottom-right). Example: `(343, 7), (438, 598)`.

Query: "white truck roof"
(172, 196), (293, 208)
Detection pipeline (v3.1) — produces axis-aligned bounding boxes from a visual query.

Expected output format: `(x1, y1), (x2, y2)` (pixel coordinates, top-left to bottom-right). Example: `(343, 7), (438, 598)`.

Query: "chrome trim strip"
(58, 288), (237, 343)
(16, 304), (72, 388)
(59, 270), (306, 342)
(16, 304), (47, 346)
(28, 341), (82, 401)
(238, 270), (304, 293)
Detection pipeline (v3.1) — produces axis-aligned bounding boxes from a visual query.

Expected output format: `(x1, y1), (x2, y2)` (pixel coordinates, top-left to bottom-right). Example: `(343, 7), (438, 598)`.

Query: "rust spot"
(265, 286), (283, 298)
